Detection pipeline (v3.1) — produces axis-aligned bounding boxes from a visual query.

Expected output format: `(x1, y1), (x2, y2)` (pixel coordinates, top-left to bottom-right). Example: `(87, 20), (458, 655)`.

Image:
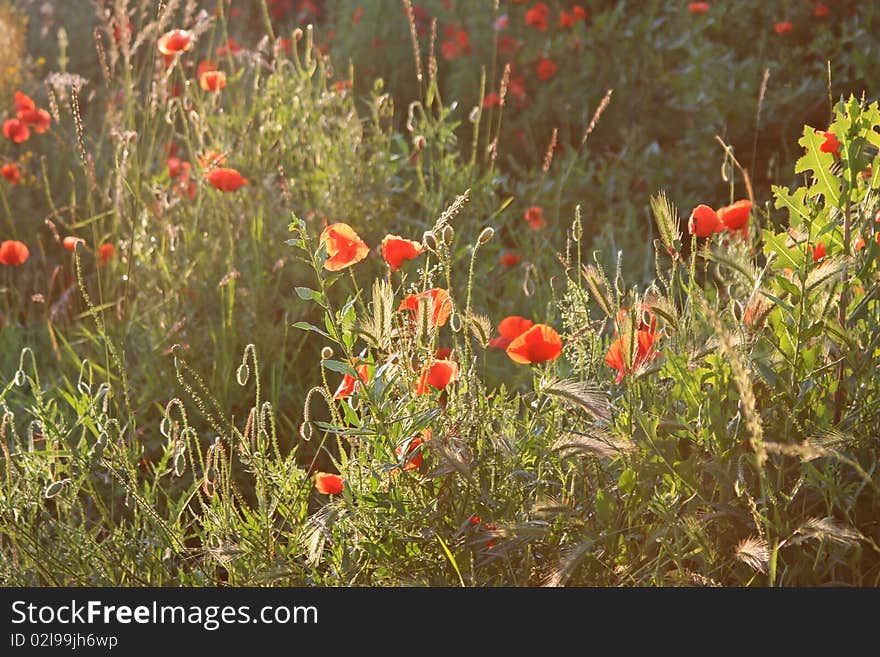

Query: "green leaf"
(795, 126), (842, 207)
(322, 359), (358, 377)
(618, 468), (637, 494)
(762, 229), (801, 270)
(595, 489), (615, 523)
(772, 185), (809, 228)
(291, 321), (330, 338)
(295, 287), (328, 308)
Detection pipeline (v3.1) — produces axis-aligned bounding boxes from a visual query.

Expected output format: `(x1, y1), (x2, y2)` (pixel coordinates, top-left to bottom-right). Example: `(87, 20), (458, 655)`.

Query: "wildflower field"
(1, 0), (879, 587)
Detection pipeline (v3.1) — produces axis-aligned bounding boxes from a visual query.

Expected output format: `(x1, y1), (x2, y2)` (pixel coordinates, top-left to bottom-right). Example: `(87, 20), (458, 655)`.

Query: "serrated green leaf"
(795, 126), (842, 207)
(772, 185), (809, 228)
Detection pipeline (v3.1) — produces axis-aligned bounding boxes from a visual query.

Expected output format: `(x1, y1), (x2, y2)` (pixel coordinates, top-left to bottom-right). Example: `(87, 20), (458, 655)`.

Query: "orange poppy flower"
(314, 471), (344, 495)
(63, 236), (85, 251)
(99, 242), (115, 265)
(688, 204), (720, 237)
(489, 316), (534, 350)
(688, 2), (710, 13)
(505, 324), (562, 364)
(499, 251), (521, 268)
(536, 57), (557, 81)
(415, 359), (459, 395)
(198, 150), (227, 170)
(17, 108), (50, 134)
(818, 130), (841, 158)
(196, 60), (217, 79)
(717, 199), (751, 235)
(14, 91), (34, 113)
(207, 167), (248, 192)
(3, 119), (29, 144)
(1, 163), (20, 184)
(0, 240), (29, 266)
(319, 223), (370, 271)
(854, 236), (866, 252)
(158, 29), (193, 55)
(605, 328), (659, 384)
(333, 363), (371, 399)
(774, 21), (793, 35)
(381, 235), (424, 271)
(399, 288), (453, 326)
(524, 206), (545, 230)
(200, 70), (227, 92)
(813, 3), (829, 18)
(396, 429), (431, 471)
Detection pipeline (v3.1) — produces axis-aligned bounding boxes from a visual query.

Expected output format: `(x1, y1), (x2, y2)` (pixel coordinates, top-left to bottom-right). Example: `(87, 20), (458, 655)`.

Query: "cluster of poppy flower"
(687, 199), (752, 238)
(3, 91), (51, 146)
(2, 91), (52, 185)
(604, 308), (661, 384)
(689, 1), (836, 33)
(157, 30), (248, 194)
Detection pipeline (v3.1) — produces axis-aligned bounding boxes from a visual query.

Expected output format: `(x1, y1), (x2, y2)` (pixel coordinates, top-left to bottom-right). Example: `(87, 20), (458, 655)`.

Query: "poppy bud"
(477, 226), (495, 245)
(413, 135), (426, 150)
(321, 346), (333, 360)
(442, 225), (454, 245)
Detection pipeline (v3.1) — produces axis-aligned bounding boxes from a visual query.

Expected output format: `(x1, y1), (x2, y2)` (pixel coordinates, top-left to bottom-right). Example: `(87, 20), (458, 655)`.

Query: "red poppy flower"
(536, 57), (557, 81)
(333, 363), (371, 400)
(353, 6), (364, 23)
(774, 21), (793, 35)
(525, 3), (549, 30)
(813, 3), (829, 18)
(483, 92), (501, 109)
(1, 163), (20, 184)
(498, 35), (521, 56)
(559, 11), (574, 28)
(158, 29), (193, 55)
(415, 359), (459, 395)
(434, 347), (452, 360)
(809, 242), (827, 262)
(14, 91), (34, 114)
(469, 514), (481, 525)
(381, 235), (424, 271)
(314, 472), (344, 495)
(524, 205), (545, 231)
(572, 6), (587, 21)
(396, 429), (431, 471)
(818, 130), (841, 158)
(489, 316), (534, 350)
(688, 2), (710, 13)
(319, 223), (370, 271)
(207, 167), (248, 192)
(499, 251), (521, 268)
(3, 119), (29, 144)
(200, 70), (227, 92)
(717, 199), (751, 234)
(399, 288), (453, 327)
(63, 236), (85, 251)
(17, 107), (51, 134)
(605, 328), (659, 384)
(506, 324), (562, 364)
(167, 157), (190, 179)
(99, 242), (115, 265)
(0, 240), (29, 266)
(688, 204), (720, 237)
(854, 236), (866, 252)
(216, 38), (243, 57)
